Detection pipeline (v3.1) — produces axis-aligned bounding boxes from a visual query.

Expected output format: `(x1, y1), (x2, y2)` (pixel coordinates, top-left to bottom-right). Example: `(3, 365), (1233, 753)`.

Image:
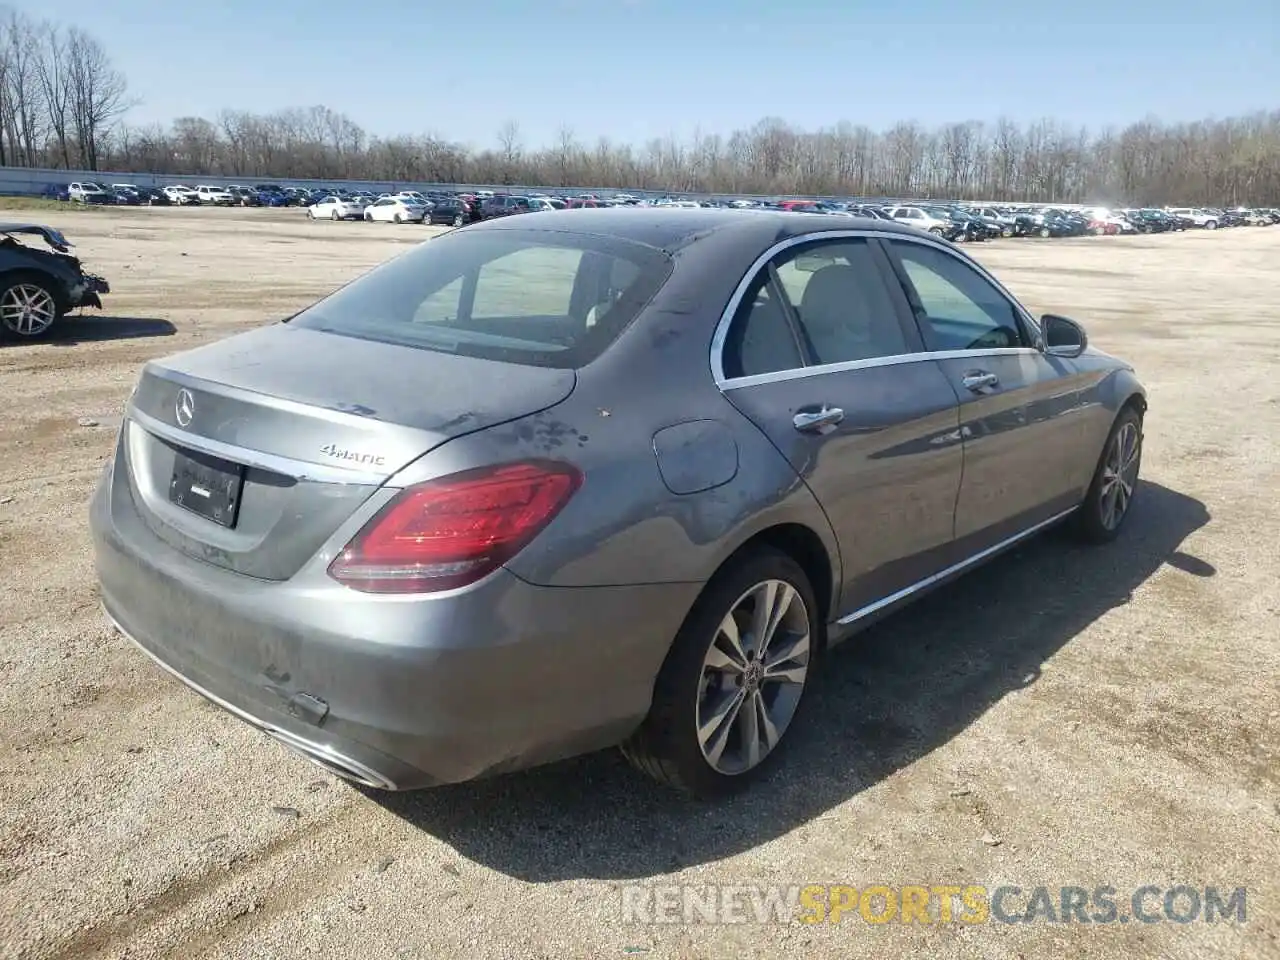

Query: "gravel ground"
(0, 207), (1277, 960)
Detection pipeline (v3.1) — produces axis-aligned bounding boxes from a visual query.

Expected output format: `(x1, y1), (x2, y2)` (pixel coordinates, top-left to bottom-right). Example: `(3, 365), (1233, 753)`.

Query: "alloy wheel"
(1099, 420), (1141, 530)
(0, 283), (57, 337)
(696, 579), (810, 776)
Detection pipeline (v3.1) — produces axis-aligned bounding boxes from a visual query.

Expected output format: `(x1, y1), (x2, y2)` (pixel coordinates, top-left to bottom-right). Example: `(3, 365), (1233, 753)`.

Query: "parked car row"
(35, 180), (1280, 240)
(304, 191), (478, 226)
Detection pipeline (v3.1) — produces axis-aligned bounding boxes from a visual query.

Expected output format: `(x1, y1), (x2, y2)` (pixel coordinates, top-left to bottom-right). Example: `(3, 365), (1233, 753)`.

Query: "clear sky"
(33, 0), (1280, 150)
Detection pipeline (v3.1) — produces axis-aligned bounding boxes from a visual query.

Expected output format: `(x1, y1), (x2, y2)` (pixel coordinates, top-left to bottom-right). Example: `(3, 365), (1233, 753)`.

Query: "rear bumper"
(89, 450), (699, 789)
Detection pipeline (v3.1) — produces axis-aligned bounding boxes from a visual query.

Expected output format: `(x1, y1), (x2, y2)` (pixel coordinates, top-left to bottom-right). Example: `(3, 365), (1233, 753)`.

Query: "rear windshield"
(289, 228), (674, 368)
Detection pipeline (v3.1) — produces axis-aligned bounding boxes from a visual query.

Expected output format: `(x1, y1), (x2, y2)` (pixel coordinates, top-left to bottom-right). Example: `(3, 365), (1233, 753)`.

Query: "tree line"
(2, 8), (1277, 205)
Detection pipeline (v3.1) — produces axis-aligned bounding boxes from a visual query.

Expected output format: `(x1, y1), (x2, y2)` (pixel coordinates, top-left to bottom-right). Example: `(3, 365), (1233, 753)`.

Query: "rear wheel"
(330, 209), (340, 221)
(1072, 407), (1143, 544)
(1038, 226), (1051, 238)
(394, 212), (403, 223)
(622, 548), (817, 797)
(1205, 220), (1218, 230)
(364, 211), (372, 221)
(453, 214), (463, 227)
(928, 226), (944, 237)
(0, 275), (63, 340)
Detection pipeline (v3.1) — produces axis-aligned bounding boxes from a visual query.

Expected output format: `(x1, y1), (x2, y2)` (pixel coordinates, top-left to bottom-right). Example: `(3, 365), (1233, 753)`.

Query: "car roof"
(469, 207), (924, 251)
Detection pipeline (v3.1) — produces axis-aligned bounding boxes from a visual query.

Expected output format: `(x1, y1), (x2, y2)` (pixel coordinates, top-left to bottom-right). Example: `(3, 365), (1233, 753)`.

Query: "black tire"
(1038, 226), (1051, 238)
(928, 227), (944, 237)
(394, 212), (403, 223)
(1072, 406), (1144, 544)
(621, 547), (820, 798)
(453, 214), (463, 227)
(0, 272), (66, 341)
(330, 209), (340, 221)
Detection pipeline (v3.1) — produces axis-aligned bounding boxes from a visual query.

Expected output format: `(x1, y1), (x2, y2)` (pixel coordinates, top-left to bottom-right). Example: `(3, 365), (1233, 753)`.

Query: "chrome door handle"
(961, 370), (999, 391)
(793, 406), (845, 433)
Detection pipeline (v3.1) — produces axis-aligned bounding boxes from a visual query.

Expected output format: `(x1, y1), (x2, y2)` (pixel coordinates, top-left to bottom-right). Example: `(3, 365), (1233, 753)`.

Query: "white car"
(163, 185), (199, 204)
(68, 182), (107, 203)
(886, 205), (952, 235)
(195, 184), (234, 206)
(393, 191), (431, 208)
(307, 196), (367, 221)
(1167, 207), (1219, 230)
(363, 196), (426, 223)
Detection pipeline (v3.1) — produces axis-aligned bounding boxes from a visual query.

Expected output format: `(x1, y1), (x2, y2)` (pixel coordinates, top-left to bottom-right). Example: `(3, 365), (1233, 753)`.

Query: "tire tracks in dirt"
(34, 794), (402, 960)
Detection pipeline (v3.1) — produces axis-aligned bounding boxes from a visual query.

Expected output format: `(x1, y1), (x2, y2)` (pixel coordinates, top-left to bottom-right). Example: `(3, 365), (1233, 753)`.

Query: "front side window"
(290, 229), (672, 369)
(886, 239), (1027, 351)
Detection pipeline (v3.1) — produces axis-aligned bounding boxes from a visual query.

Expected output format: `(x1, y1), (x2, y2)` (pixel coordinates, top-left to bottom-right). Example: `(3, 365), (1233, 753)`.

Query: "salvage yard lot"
(1, 207), (1278, 960)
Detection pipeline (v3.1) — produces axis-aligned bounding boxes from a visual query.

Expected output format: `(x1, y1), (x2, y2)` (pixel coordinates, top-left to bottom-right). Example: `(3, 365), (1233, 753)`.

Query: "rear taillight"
(328, 461), (582, 594)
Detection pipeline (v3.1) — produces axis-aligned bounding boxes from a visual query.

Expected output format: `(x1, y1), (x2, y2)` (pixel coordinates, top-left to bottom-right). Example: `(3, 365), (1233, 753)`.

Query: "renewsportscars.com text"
(620, 883), (1248, 925)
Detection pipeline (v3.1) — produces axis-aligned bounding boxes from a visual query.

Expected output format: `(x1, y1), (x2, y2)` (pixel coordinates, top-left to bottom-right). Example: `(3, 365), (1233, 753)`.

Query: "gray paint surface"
(90, 208), (1145, 789)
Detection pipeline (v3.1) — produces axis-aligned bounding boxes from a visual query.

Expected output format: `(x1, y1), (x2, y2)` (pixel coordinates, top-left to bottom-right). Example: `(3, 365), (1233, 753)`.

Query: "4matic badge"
(319, 443), (387, 468)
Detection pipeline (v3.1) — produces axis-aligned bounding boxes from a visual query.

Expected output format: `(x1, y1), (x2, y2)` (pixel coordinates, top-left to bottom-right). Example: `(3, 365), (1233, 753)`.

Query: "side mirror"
(1042, 314), (1088, 358)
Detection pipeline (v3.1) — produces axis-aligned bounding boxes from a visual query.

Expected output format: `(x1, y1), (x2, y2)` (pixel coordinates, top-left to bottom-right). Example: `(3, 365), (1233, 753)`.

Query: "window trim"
(710, 229), (1043, 389)
(763, 261), (812, 364)
(879, 235), (1038, 352)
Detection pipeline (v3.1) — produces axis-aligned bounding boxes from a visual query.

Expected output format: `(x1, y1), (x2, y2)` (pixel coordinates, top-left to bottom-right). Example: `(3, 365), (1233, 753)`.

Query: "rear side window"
(721, 238), (909, 379)
(290, 229), (673, 368)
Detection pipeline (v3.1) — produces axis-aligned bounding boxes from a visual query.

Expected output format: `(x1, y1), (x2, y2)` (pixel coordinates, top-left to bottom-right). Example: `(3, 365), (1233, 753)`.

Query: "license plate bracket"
(169, 449), (245, 528)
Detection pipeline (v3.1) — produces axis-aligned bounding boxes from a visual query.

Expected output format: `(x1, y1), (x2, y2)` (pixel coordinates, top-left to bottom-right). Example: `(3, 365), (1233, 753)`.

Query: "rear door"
(716, 235), (964, 617)
(880, 236), (1091, 554)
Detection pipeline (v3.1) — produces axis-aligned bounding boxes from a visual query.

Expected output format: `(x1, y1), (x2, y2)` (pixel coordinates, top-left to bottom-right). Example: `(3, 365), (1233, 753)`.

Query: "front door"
(716, 235), (964, 617)
(880, 237), (1089, 553)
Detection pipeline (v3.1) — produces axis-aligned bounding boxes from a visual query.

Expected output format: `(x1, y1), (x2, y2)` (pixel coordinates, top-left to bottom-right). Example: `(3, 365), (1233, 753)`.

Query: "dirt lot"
(1, 207), (1277, 960)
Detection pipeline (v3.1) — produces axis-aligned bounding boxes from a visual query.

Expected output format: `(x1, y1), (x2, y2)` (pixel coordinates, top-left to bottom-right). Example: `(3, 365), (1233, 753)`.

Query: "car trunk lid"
(120, 323), (576, 580)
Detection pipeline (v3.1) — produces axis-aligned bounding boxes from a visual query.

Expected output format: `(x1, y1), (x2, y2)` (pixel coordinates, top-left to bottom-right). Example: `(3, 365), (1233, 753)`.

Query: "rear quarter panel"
(386, 233), (841, 603)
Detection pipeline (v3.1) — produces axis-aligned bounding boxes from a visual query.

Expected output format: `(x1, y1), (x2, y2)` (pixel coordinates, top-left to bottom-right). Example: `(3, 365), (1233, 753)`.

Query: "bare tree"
(65, 26), (132, 169)
(34, 22), (72, 167)
(492, 119), (524, 183)
(3, 11), (45, 165)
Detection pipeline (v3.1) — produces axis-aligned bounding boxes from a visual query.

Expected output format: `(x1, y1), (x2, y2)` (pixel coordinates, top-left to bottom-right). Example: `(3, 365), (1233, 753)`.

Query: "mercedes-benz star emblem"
(175, 388), (195, 427)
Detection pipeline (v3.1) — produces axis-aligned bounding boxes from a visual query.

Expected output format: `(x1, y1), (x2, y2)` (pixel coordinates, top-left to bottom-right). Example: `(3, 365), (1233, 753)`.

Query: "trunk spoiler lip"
(139, 361), (448, 434)
(128, 405), (390, 486)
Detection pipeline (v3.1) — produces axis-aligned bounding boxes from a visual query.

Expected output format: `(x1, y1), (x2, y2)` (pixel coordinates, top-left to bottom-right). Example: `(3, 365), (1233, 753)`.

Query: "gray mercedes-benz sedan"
(91, 209), (1146, 797)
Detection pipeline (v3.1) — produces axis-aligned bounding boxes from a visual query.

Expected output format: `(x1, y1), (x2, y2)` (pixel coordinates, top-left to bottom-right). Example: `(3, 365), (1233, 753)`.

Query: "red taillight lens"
(328, 461), (582, 594)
